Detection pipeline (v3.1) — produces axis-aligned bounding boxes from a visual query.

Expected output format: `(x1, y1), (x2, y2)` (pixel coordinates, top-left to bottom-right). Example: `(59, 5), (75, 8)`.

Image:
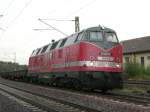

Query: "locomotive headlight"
(116, 64), (121, 68)
(90, 61), (94, 66)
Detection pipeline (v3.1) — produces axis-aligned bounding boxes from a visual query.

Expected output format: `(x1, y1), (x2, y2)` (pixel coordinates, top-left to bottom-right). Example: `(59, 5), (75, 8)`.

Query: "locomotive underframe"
(27, 71), (123, 90)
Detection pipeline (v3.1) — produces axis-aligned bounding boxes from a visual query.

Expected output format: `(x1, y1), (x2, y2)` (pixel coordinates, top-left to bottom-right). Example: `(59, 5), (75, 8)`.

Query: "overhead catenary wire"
(35, 18), (75, 32)
(37, 0), (96, 36)
(0, 15), (5, 31)
(33, 28), (55, 31)
(0, 0), (33, 40)
(6, 0), (33, 29)
(39, 17), (80, 32)
(41, 18), (75, 21)
(66, 0), (97, 18)
(38, 18), (68, 36)
(2, 0), (16, 16)
(0, 0), (16, 28)
(0, 0), (15, 22)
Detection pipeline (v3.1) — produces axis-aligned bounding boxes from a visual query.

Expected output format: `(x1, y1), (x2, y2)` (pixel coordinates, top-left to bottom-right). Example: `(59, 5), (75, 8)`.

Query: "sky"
(0, 0), (150, 64)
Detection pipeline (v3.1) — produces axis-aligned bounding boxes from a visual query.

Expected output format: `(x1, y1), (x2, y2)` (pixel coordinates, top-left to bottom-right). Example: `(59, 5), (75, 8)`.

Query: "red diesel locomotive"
(28, 26), (123, 91)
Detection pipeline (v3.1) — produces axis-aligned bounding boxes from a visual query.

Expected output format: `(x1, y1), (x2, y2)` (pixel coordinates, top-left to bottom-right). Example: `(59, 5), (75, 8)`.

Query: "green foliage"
(124, 62), (150, 79)
(124, 62), (140, 77)
(0, 61), (27, 72)
(145, 65), (150, 75)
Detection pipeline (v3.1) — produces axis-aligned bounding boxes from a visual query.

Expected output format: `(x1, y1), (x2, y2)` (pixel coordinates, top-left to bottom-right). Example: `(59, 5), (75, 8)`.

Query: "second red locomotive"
(28, 26), (123, 91)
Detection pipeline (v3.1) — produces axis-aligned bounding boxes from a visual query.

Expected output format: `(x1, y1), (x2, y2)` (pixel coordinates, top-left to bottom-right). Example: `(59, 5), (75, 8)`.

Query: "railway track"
(123, 80), (150, 93)
(124, 80), (150, 85)
(0, 77), (150, 112)
(0, 81), (97, 112)
(105, 91), (150, 105)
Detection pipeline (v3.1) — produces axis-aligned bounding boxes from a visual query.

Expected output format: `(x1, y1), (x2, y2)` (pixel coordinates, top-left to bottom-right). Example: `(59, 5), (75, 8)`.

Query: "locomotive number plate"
(97, 57), (114, 61)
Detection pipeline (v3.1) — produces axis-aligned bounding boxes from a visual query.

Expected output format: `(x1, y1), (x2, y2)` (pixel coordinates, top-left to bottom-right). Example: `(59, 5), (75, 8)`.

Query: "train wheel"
(54, 78), (64, 87)
(101, 89), (108, 93)
(57, 78), (64, 88)
(66, 81), (73, 89)
(73, 80), (82, 90)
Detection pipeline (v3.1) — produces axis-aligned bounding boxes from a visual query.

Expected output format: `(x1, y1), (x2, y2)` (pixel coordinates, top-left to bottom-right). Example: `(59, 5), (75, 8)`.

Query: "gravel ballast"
(0, 90), (46, 112)
(0, 77), (150, 112)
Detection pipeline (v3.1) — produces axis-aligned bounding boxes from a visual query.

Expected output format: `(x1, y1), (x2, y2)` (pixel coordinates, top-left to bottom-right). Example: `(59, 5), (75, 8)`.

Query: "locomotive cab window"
(105, 32), (118, 43)
(89, 31), (103, 41)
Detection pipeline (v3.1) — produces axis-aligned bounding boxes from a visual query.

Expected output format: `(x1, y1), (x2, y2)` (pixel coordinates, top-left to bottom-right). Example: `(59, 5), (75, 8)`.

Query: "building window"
(147, 56), (150, 60)
(125, 57), (130, 63)
(141, 57), (144, 67)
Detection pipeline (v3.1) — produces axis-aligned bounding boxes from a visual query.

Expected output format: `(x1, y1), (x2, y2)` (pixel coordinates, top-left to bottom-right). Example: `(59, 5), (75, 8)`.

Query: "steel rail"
(0, 76), (150, 112)
(0, 82), (97, 112)
(124, 80), (150, 85)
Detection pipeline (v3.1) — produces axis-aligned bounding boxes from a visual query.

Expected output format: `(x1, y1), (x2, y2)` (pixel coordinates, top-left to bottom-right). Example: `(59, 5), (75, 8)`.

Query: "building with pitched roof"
(121, 36), (150, 68)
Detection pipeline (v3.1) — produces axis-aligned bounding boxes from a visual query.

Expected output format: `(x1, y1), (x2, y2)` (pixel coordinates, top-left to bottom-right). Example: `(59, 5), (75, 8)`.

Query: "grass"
(113, 87), (148, 96)
(124, 62), (150, 80)
(121, 87), (146, 94)
(128, 74), (150, 80)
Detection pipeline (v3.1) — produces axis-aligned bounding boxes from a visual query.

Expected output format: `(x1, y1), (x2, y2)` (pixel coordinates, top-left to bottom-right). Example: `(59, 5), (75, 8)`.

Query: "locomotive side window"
(33, 50), (38, 56)
(46, 44), (52, 52)
(38, 48), (43, 54)
(105, 32), (118, 43)
(76, 32), (83, 41)
(31, 50), (35, 55)
(90, 32), (103, 41)
(64, 35), (77, 46)
(56, 40), (63, 48)
(50, 41), (59, 50)
(59, 38), (67, 47)
(31, 50), (36, 56)
(41, 45), (48, 53)
(36, 48), (41, 55)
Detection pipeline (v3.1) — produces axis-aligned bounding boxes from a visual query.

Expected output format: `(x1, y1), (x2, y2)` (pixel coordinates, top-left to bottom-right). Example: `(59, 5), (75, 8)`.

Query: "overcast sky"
(0, 0), (150, 64)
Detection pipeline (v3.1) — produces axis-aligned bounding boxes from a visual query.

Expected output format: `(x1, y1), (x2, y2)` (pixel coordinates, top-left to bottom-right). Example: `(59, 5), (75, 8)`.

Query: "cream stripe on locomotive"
(52, 61), (121, 68)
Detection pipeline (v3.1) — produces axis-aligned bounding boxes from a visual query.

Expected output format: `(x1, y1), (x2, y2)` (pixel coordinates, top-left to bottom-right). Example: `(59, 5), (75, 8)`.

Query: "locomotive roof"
(85, 26), (116, 33)
(31, 26), (116, 57)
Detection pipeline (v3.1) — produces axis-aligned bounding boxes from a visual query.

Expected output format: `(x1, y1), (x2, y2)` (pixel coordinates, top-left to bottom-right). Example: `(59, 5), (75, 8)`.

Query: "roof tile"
(121, 36), (150, 54)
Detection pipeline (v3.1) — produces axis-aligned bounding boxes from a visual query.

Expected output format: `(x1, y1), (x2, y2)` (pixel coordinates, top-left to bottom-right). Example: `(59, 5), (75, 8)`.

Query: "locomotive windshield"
(89, 31), (118, 43)
(83, 29), (119, 49)
(90, 32), (103, 41)
(105, 32), (118, 43)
